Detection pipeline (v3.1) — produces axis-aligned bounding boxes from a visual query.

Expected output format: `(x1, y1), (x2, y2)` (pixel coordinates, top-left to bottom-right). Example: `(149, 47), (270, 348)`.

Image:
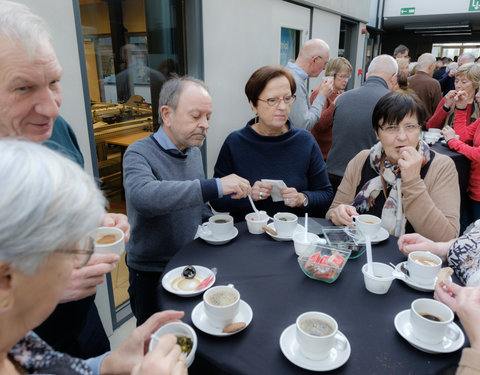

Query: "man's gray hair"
(368, 54), (398, 76)
(417, 53), (436, 68)
(0, 0), (51, 58)
(158, 76), (210, 125)
(459, 53), (476, 64)
(0, 139), (106, 275)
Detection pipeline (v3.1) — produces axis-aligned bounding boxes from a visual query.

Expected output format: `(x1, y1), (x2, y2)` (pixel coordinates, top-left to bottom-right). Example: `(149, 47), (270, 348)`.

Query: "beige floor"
(109, 316), (136, 350)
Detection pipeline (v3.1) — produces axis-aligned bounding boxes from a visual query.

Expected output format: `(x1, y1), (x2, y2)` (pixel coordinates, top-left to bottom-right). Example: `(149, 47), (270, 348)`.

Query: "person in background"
(396, 57), (410, 76)
(393, 44), (409, 59)
(211, 65), (333, 221)
(433, 57), (452, 80)
(408, 53), (442, 119)
(326, 54), (397, 194)
(439, 53), (475, 96)
(427, 62), (480, 130)
(310, 57), (353, 160)
(327, 92), (460, 241)
(285, 39), (334, 131)
(0, 139), (187, 375)
(123, 77), (251, 325)
(0, 0), (130, 358)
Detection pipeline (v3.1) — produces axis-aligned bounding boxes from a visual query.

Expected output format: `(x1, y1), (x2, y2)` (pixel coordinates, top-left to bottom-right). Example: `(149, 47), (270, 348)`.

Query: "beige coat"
(457, 348), (480, 375)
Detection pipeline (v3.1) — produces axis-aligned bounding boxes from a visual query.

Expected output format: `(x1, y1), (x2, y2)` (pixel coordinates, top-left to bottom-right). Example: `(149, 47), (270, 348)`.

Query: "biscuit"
(262, 225), (277, 236)
(437, 267), (454, 285)
(222, 322), (246, 333)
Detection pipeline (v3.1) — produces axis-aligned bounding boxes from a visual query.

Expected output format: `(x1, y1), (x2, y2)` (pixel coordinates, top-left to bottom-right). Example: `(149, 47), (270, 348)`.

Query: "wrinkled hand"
(329, 204), (358, 226)
(434, 282), (480, 350)
(454, 90), (468, 108)
(252, 181), (272, 201)
(220, 174), (251, 199)
(398, 146), (422, 183)
(317, 78), (334, 98)
(59, 252), (119, 303)
(102, 310), (186, 375)
(444, 90), (456, 109)
(280, 187), (303, 208)
(102, 213), (131, 243)
(441, 125), (456, 142)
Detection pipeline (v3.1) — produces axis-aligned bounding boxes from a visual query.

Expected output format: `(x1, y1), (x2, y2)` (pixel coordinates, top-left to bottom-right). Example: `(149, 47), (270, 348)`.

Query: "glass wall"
(78, 0), (186, 324)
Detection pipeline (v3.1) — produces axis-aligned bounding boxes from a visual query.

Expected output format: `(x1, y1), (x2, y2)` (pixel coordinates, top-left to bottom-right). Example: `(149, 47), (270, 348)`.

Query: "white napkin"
(261, 179), (287, 202)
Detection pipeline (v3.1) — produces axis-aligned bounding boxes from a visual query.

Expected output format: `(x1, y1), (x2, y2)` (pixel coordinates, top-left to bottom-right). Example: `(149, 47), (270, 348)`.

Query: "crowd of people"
(0, 0), (479, 373)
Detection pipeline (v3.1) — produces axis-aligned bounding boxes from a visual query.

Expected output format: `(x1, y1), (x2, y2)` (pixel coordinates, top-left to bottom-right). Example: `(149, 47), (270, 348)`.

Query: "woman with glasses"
(327, 92), (460, 241)
(310, 57), (353, 160)
(0, 139), (186, 375)
(211, 65), (333, 222)
(427, 62), (480, 129)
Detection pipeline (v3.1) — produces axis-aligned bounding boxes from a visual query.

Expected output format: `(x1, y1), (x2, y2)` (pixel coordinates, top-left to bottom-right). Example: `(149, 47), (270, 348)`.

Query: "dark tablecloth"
(156, 220), (467, 374)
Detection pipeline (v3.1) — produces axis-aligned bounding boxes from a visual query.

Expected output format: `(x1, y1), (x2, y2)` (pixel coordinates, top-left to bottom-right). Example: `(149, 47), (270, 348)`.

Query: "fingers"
(102, 213), (131, 243)
(252, 181), (273, 201)
(86, 252), (120, 267)
(141, 310), (185, 338)
(281, 188), (299, 207)
(331, 204), (356, 226)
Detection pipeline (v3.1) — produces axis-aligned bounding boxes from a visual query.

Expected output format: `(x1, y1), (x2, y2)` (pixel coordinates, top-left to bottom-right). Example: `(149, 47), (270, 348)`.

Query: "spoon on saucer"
(182, 265), (196, 279)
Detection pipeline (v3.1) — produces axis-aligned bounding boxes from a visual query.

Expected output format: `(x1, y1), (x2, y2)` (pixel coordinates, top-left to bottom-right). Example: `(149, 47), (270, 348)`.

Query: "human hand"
(448, 69), (457, 77)
(102, 213), (131, 243)
(317, 77), (334, 97)
(441, 125), (456, 142)
(444, 90), (456, 108)
(328, 204), (358, 226)
(434, 282), (480, 350)
(280, 187), (302, 207)
(252, 180), (273, 202)
(220, 174), (251, 199)
(101, 310), (186, 375)
(454, 90), (468, 109)
(59, 252), (119, 303)
(398, 146), (422, 183)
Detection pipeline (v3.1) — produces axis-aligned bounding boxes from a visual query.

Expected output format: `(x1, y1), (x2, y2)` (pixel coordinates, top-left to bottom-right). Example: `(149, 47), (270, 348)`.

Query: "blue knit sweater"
(211, 119), (333, 221)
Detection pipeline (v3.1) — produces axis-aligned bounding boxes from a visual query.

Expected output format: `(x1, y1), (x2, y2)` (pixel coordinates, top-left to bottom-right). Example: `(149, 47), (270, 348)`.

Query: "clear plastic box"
(297, 244), (351, 283)
(320, 226), (366, 259)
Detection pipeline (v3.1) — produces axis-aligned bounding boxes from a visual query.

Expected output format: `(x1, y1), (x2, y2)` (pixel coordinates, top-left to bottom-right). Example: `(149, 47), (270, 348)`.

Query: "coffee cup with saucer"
(198, 214), (238, 245)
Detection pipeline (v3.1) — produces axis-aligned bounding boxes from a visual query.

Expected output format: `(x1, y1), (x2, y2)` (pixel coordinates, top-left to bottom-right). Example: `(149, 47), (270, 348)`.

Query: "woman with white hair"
(0, 139), (186, 375)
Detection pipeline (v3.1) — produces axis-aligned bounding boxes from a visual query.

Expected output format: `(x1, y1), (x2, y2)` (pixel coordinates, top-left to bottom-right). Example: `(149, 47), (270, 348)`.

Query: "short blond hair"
(325, 57), (352, 77)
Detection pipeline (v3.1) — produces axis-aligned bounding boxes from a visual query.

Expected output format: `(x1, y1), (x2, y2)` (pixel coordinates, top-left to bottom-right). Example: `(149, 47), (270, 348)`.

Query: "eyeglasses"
(53, 236), (95, 268)
(380, 124), (421, 135)
(257, 95), (296, 107)
(336, 74), (351, 80)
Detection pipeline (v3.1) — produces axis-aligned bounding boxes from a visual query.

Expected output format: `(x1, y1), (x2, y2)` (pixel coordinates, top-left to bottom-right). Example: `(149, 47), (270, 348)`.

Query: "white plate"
(265, 222), (305, 241)
(344, 226), (389, 244)
(162, 265), (216, 297)
(394, 309), (465, 354)
(198, 227), (238, 245)
(191, 300), (253, 337)
(394, 262), (451, 292)
(279, 324), (351, 371)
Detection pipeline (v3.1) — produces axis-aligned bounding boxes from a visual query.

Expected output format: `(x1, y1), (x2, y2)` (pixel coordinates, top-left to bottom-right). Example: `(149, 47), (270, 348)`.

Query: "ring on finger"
(285, 198), (290, 205)
(259, 191), (264, 199)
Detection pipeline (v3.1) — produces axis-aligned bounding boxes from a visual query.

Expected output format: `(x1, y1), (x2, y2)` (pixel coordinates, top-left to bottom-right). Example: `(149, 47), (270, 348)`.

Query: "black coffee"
(419, 312), (443, 322)
(213, 219), (229, 224)
(278, 216), (294, 221)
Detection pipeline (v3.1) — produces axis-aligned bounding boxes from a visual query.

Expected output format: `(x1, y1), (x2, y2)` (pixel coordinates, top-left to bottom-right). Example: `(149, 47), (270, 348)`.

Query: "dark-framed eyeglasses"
(380, 124), (421, 135)
(257, 95), (296, 107)
(53, 236), (95, 268)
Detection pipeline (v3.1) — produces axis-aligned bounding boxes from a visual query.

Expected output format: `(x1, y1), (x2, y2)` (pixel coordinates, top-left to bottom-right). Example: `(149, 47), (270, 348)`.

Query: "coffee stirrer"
(365, 234), (374, 276)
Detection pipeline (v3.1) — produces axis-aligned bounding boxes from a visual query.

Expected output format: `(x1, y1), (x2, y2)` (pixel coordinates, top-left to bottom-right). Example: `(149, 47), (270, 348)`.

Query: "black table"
(157, 220), (467, 374)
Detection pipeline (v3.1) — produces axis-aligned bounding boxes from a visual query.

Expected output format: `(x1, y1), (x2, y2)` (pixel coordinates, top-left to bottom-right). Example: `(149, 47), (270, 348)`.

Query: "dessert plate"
(197, 227), (238, 245)
(162, 265), (216, 297)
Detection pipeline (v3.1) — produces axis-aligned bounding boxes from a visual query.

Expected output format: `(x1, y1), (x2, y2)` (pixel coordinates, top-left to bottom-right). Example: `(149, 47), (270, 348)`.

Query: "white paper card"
(261, 179), (287, 202)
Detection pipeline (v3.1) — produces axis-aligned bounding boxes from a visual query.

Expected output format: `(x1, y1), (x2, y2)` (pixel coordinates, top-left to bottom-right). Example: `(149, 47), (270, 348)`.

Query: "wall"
(297, 0), (371, 22)
(384, 0), (474, 16)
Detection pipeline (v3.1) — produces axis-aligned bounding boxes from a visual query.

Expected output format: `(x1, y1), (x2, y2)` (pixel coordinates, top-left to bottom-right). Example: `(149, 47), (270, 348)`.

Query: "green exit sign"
(400, 7), (415, 15)
(470, 0), (480, 11)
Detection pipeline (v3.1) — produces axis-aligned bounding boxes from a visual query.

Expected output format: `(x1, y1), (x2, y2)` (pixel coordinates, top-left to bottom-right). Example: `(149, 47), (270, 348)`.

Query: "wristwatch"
(302, 194), (309, 207)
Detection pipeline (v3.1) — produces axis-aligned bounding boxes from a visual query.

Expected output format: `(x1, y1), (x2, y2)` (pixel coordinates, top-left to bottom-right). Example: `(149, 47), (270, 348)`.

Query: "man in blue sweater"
(123, 77), (251, 325)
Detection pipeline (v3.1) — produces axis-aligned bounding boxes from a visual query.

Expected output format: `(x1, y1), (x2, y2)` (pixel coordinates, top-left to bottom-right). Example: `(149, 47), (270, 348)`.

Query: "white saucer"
(162, 265), (216, 297)
(394, 309), (465, 354)
(198, 227), (238, 245)
(394, 262), (451, 292)
(279, 324), (351, 371)
(344, 227), (389, 244)
(265, 222), (305, 241)
(191, 300), (252, 336)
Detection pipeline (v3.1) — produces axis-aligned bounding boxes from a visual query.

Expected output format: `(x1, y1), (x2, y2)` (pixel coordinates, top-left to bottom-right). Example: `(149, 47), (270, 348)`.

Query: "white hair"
(0, 0), (51, 58)
(0, 139), (106, 274)
(368, 54), (398, 76)
(417, 53), (436, 68)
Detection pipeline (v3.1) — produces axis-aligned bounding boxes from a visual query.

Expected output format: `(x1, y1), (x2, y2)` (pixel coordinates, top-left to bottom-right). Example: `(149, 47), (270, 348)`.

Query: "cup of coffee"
(352, 214), (381, 238)
(203, 285), (240, 329)
(296, 312), (347, 361)
(406, 251), (442, 286)
(90, 226), (125, 256)
(273, 212), (298, 237)
(410, 298), (459, 344)
(201, 214), (234, 239)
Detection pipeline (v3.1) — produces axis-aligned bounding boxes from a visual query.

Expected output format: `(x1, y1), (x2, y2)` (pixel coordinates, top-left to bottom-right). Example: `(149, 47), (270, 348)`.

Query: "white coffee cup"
(406, 251), (442, 286)
(273, 212), (298, 237)
(296, 312), (347, 361)
(203, 285), (240, 329)
(352, 214), (381, 237)
(90, 226), (125, 256)
(201, 214), (234, 239)
(410, 298), (459, 345)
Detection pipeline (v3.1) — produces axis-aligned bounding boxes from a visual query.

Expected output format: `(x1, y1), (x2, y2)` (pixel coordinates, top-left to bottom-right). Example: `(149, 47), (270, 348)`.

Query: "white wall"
(384, 0), (473, 16)
(297, 0), (371, 22)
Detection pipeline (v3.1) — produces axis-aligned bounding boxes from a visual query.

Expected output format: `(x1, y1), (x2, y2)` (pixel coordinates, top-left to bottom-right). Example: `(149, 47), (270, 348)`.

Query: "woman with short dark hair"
(327, 92), (460, 241)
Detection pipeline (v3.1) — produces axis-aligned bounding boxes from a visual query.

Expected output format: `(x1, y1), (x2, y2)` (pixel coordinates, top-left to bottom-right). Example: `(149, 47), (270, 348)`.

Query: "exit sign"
(400, 7), (415, 15)
(470, 0), (480, 11)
